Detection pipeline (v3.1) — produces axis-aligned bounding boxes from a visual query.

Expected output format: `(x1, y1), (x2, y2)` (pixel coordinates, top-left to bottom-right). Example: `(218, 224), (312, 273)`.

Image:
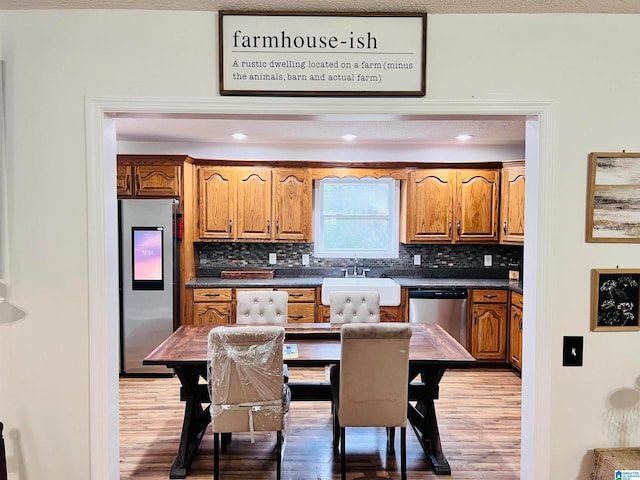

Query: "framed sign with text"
(219, 11), (426, 96)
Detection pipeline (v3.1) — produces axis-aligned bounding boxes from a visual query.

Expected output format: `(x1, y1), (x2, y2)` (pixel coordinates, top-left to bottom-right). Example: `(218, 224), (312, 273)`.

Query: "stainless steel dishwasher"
(408, 289), (468, 348)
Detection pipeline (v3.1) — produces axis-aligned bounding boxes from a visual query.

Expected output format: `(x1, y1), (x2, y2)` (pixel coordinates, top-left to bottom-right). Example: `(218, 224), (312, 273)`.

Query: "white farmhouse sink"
(321, 277), (401, 306)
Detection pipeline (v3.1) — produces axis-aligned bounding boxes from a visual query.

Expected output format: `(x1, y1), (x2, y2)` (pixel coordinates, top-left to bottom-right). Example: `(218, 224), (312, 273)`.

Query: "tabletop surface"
(144, 323), (476, 367)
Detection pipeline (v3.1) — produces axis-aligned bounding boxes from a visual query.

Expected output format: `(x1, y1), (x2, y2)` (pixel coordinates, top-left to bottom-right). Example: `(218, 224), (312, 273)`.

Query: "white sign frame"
(219, 11), (426, 96)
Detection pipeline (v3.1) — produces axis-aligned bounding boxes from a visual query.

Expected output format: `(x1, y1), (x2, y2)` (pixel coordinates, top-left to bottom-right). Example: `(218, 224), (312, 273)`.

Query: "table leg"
(407, 366), (451, 475)
(170, 366), (211, 479)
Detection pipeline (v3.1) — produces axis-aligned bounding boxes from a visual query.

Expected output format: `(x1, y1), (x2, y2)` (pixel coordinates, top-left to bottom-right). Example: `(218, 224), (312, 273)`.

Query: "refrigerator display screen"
(132, 227), (164, 290)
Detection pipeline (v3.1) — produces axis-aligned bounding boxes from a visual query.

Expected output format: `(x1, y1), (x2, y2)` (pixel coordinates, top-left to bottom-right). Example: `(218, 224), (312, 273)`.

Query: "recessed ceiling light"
(456, 134), (473, 141)
(232, 132), (247, 140)
(342, 134), (357, 141)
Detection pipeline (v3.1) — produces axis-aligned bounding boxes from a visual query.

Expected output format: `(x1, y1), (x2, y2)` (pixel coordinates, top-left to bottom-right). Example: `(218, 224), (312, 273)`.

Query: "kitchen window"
(314, 177), (399, 258)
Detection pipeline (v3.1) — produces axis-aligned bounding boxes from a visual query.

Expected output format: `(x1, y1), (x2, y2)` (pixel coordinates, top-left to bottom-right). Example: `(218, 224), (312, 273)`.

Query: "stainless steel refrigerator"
(119, 198), (180, 375)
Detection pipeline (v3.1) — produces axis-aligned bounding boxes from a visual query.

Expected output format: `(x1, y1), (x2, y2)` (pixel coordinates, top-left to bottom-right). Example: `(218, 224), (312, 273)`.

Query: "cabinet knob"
(503, 221), (507, 235)
(205, 293), (220, 297)
(267, 219), (271, 234)
(229, 219), (233, 234)
(457, 221), (461, 236)
(289, 315), (304, 319)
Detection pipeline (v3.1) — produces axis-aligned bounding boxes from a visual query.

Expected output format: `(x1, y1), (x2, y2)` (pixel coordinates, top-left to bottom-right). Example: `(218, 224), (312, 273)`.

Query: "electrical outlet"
(268, 253), (277, 264)
(302, 254), (310, 266)
(484, 254), (492, 267)
(413, 254), (421, 266)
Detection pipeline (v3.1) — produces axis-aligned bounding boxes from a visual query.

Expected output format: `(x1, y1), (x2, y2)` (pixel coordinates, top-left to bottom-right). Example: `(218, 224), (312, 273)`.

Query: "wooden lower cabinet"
(192, 288), (233, 325)
(280, 288), (317, 323)
(508, 291), (523, 370)
(468, 289), (508, 361)
(189, 286), (318, 325)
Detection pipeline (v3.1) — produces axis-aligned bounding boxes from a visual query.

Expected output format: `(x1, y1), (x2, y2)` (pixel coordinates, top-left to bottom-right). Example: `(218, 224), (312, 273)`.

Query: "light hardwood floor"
(120, 367), (521, 479)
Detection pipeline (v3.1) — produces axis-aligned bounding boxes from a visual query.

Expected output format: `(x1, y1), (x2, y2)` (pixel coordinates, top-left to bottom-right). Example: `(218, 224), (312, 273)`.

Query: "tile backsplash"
(196, 242), (522, 277)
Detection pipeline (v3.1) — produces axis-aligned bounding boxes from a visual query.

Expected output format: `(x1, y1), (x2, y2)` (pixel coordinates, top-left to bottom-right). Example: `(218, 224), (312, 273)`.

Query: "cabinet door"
(508, 305), (523, 370)
(193, 303), (231, 325)
(456, 170), (499, 243)
(405, 169), (454, 242)
(380, 306), (402, 322)
(134, 165), (180, 197)
(236, 167), (272, 240)
(273, 168), (312, 241)
(470, 303), (507, 361)
(198, 167), (236, 240)
(117, 164), (132, 196)
(500, 164), (525, 245)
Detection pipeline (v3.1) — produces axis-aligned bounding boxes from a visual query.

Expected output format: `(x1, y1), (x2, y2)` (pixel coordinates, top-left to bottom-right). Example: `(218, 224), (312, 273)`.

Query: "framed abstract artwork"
(586, 152), (640, 242)
(591, 269), (640, 331)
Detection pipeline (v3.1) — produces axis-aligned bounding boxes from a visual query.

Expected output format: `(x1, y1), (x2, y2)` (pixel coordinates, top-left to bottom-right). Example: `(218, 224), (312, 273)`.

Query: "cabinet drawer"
(471, 289), (508, 303)
(193, 288), (233, 302)
(279, 288), (316, 302)
(511, 291), (523, 309)
(287, 303), (316, 323)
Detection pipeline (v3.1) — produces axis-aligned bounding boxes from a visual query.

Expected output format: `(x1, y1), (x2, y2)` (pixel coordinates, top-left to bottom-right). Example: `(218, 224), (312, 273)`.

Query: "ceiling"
(115, 114), (527, 146)
(2, 0), (640, 14)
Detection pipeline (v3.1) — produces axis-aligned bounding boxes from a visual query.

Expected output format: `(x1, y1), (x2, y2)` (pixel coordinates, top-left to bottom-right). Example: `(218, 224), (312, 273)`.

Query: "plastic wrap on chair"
(207, 326), (289, 439)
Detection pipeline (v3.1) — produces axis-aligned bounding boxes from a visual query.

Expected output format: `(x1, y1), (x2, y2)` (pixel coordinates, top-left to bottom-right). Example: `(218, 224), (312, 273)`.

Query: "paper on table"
(283, 343), (298, 359)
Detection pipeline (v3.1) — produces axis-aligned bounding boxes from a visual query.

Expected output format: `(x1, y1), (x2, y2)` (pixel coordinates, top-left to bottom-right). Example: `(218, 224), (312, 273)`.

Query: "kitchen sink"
(321, 277), (401, 306)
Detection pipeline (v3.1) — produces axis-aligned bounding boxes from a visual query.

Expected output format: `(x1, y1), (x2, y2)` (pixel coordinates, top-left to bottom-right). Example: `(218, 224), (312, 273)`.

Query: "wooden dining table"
(143, 322), (476, 478)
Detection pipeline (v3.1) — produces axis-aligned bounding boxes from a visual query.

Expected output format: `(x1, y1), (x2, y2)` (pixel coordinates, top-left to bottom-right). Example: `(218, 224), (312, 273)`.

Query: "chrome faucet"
(353, 253), (358, 276)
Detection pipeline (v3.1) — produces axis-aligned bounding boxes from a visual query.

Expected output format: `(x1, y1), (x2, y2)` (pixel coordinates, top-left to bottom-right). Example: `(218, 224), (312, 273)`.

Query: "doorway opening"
(86, 97), (551, 479)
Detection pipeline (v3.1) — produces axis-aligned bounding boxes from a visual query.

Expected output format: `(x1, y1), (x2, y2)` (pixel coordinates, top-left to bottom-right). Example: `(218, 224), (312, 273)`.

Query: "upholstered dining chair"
(329, 291), (380, 323)
(208, 326), (290, 480)
(236, 290), (288, 325)
(330, 322), (412, 480)
(236, 290), (290, 382)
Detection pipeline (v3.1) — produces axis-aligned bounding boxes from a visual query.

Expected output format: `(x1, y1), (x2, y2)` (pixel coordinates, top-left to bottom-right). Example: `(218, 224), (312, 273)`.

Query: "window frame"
(313, 176), (400, 259)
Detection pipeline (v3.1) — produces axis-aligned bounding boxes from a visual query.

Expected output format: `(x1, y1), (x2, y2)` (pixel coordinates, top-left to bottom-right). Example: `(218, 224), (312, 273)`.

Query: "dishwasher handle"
(408, 289), (468, 299)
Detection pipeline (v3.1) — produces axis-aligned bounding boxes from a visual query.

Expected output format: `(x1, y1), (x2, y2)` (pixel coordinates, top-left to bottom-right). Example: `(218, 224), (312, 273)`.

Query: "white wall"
(1, 10), (639, 480)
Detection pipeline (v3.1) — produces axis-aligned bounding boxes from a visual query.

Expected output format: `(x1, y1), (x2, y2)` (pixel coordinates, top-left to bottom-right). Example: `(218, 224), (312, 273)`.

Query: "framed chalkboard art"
(586, 152), (640, 243)
(591, 269), (640, 331)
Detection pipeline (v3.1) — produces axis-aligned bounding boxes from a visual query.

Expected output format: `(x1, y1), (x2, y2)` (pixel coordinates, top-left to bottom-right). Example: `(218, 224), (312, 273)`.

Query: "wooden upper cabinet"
(273, 168), (312, 241)
(134, 165), (181, 197)
(456, 169), (500, 243)
(403, 169), (454, 242)
(117, 164), (132, 196)
(236, 167), (272, 240)
(197, 166), (236, 240)
(402, 168), (499, 244)
(117, 156), (182, 198)
(500, 162), (525, 245)
(196, 164), (312, 242)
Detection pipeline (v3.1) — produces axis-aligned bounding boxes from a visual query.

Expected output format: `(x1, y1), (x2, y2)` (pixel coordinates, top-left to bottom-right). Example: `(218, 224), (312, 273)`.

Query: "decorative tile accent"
(196, 242), (523, 277)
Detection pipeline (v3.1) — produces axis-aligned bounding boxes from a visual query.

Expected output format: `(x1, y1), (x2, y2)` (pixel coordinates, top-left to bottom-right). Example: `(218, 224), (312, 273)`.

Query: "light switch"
(302, 254), (310, 266)
(269, 253), (277, 264)
(413, 254), (421, 266)
(484, 254), (492, 267)
(563, 336), (583, 366)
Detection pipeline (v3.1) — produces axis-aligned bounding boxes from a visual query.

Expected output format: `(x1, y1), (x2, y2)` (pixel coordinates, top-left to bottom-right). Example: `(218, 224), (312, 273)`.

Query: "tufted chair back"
(236, 290), (289, 325)
(329, 291), (380, 323)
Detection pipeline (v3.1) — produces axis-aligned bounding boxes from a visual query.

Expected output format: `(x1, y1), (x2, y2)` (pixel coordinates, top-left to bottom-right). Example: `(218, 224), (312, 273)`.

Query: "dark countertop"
(186, 276), (523, 294)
